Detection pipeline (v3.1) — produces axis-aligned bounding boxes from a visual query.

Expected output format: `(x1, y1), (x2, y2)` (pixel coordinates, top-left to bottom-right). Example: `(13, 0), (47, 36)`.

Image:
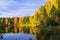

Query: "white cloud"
(0, 8), (35, 17)
(0, 0), (47, 17)
(0, 0), (37, 17)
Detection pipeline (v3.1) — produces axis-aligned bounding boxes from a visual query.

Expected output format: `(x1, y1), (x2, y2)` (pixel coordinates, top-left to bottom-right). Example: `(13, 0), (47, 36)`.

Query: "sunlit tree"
(52, 0), (58, 9)
(45, 0), (52, 17)
(29, 16), (32, 24)
(5, 18), (9, 24)
(14, 17), (17, 24)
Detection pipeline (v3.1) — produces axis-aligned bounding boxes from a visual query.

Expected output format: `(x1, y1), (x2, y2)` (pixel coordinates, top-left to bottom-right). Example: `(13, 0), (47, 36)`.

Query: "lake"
(0, 33), (34, 40)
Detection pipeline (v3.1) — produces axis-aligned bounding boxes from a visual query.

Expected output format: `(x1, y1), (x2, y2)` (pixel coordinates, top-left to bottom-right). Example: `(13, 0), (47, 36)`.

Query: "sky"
(0, 0), (47, 17)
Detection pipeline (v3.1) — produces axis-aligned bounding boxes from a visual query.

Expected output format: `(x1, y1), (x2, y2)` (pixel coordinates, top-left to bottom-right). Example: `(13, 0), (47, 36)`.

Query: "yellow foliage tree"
(45, 0), (58, 17)
(29, 16), (32, 23)
(19, 18), (22, 23)
(25, 23), (28, 28)
(1, 19), (3, 23)
(5, 27), (8, 33)
(30, 28), (32, 34)
(52, 0), (58, 9)
(14, 17), (17, 24)
(18, 18), (23, 32)
(5, 18), (8, 24)
(14, 26), (17, 33)
(18, 26), (21, 32)
(45, 0), (52, 17)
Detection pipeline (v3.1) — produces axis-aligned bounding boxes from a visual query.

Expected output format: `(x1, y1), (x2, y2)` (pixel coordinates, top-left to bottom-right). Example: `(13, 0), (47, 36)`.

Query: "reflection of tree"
(0, 34), (3, 40)
(22, 26), (30, 33)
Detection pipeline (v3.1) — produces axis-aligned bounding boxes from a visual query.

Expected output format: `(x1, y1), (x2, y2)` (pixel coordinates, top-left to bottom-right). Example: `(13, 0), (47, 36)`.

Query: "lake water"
(0, 33), (34, 40)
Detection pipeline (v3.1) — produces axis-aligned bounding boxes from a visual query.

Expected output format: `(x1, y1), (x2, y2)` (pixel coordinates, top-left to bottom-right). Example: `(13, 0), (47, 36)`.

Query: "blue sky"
(0, 0), (47, 17)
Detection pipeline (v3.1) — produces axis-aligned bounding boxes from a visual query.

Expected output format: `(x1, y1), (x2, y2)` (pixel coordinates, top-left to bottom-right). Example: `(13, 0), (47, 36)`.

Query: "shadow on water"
(0, 34), (3, 40)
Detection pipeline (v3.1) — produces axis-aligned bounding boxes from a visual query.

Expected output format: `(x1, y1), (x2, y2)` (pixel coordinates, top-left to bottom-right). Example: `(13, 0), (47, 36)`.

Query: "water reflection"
(0, 33), (34, 40)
